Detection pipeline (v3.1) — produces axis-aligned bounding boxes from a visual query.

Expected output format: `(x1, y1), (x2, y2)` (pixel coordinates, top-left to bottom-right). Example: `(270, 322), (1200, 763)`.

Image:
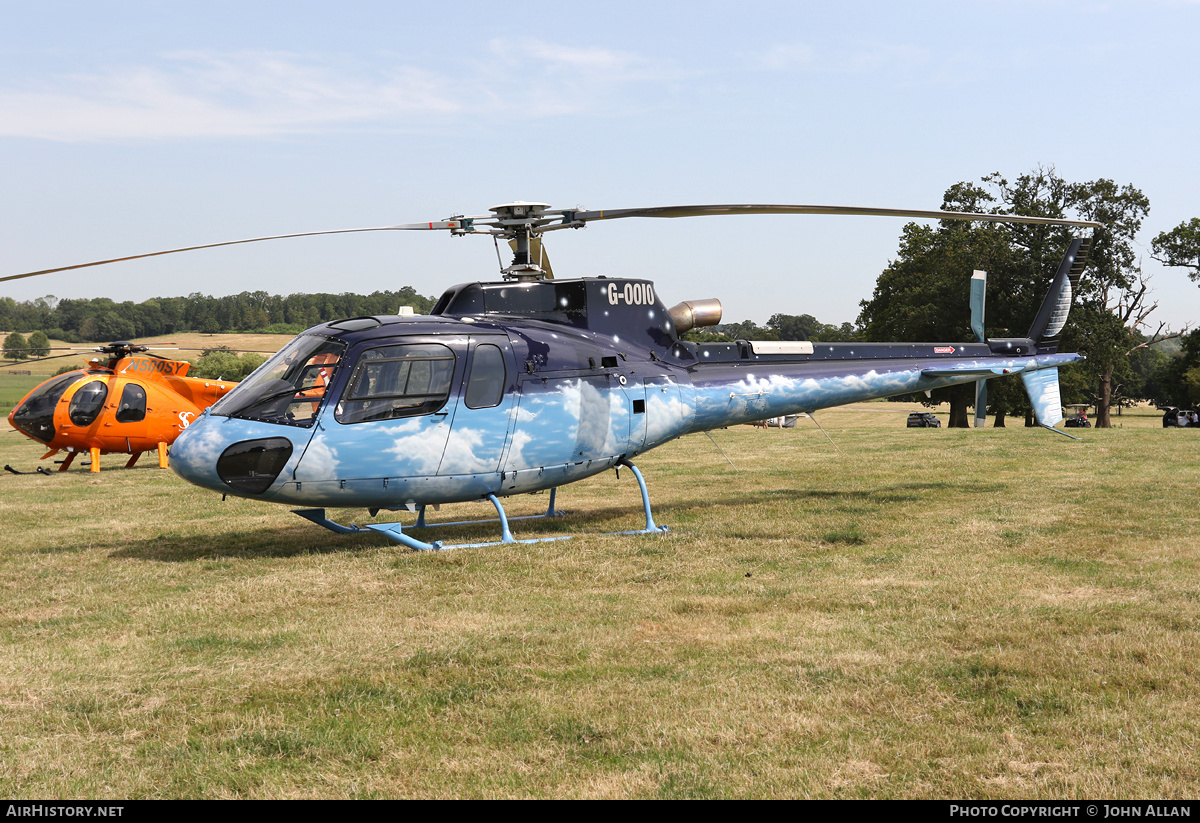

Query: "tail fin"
(1021, 367), (1064, 427)
(1027, 237), (1091, 350)
(971, 270), (988, 427)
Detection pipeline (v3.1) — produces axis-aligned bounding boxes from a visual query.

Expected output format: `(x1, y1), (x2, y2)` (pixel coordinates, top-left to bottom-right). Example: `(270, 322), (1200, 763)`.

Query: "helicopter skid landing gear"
(614, 459), (670, 537)
(293, 489), (569, 551)
(293, 461), (668, 551)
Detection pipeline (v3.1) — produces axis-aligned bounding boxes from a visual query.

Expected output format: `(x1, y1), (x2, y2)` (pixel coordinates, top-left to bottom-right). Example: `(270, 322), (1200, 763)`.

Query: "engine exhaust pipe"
(669, 299), (722, 334)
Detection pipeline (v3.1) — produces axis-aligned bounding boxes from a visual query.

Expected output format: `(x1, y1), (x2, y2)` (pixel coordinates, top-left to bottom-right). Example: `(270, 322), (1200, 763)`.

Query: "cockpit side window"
(209, 334), (345, 428)
(336, 343), (455, 424)
(68, 380), (109, 426)
(464, 344), (506, 409)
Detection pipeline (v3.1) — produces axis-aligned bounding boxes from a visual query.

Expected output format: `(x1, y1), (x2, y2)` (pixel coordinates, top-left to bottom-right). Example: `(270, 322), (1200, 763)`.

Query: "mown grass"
(1, 403), (1197, 798)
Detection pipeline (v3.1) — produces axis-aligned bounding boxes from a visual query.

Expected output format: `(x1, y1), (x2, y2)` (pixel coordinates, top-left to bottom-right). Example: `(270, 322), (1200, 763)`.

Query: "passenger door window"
(336, 343), (455, 424)
(464, 344), (506, 409)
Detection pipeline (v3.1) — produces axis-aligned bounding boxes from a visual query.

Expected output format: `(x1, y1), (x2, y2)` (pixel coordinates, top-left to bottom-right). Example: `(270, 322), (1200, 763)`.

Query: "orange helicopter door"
(107, 381), (150, 448)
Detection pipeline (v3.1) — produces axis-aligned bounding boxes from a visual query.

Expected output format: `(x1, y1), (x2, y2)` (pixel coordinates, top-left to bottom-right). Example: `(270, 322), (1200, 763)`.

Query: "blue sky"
(2, 0), (1197, 333)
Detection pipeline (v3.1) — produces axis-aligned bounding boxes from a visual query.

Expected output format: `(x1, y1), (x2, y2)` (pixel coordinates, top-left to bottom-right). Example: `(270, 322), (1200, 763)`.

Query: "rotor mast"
(487, 202), (554, 281)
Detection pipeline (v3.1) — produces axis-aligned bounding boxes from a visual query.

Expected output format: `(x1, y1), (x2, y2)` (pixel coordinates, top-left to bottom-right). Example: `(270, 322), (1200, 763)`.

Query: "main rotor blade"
(564, 204), (1103, 231)
(0, 222), (465, 284)
(0, 350), (93, 367)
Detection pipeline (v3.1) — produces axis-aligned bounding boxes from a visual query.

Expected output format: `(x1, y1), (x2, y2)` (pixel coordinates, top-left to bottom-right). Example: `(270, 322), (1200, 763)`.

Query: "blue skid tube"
(292, 463), (668, 550)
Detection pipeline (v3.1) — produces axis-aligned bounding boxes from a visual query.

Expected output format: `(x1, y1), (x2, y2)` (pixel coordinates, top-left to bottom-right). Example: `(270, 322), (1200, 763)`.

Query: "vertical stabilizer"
(970, 270), (987, 343)
(1027, 237), (1091, 349)
(971, 270), (988, 427)
(1021, 367), (1064, 427)
(974, 382), (988, 428)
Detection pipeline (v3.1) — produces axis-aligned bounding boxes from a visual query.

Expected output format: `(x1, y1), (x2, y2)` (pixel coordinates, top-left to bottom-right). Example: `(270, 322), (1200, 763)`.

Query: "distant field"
(1, 406), (1197, 798)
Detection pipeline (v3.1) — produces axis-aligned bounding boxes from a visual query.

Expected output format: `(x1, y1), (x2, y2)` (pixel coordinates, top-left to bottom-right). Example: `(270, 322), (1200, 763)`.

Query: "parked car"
(1162, 407), (1200, 427)
(907, 412), (941, 428)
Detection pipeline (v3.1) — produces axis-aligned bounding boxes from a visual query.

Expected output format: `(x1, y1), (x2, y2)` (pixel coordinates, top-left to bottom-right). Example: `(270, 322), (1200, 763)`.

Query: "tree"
(191, 348), (268, 381)
(858, 197), (1015, 426)
(768, 313), (860, 342)
(1144, 329), (1200, 409)
(3, 332), (29, 360)
(767, 313), (820, 341)
(1151, 218), (1200, 283)
(27, 330), (50, 358)
(862, 168), (1162, 428)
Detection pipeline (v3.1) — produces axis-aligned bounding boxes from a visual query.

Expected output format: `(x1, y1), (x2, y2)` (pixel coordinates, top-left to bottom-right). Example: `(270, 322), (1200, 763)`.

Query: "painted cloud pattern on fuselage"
(171, 343), (1078, 509)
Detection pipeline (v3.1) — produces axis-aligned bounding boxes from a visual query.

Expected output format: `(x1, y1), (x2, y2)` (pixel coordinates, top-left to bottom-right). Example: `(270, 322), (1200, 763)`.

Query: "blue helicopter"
(3, 202), (1100, 550)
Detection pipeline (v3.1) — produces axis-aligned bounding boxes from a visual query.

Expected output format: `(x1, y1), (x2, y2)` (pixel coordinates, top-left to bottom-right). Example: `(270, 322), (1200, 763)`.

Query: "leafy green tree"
(1144, 329), (1200, 408)
(27, 331), (51, 357)
(767, 313), (820, 341)
(861, 167), (1158, 428)
(716, 319), (777, 340)
(3, 331), (29, 360)
(767, 313), (860, 343)
(191, 349), (267, 381)
(858, 204), (1014, 426)
(1151, 218), (1200, 283)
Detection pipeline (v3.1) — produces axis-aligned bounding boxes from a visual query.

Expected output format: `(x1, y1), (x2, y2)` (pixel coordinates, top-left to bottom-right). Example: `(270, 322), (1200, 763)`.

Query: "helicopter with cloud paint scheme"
(2, 202), (1099, 550)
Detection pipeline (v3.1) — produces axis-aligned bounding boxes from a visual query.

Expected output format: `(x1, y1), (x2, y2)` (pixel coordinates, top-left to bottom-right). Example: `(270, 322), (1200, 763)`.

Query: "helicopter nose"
(171, 417), (294, 497)
(170, 418), (232, 493)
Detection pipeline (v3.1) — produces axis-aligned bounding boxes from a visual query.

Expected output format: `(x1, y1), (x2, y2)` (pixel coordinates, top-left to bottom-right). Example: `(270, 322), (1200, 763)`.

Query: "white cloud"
(755, 43), (816, 71)
(0, 53), (458, 141)
(0, 42), (675, 142)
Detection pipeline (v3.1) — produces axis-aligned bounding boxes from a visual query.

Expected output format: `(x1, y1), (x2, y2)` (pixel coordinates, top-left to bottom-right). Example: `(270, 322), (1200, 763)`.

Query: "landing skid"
(292, 460), (669, 551)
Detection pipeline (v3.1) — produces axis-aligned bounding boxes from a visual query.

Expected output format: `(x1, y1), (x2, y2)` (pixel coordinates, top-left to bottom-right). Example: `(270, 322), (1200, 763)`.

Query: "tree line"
(0, 288), (435, 343)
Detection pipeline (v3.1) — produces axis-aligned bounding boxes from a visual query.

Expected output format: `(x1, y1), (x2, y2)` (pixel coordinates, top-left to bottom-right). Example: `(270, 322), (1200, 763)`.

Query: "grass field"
(1, 402), (1197, 798)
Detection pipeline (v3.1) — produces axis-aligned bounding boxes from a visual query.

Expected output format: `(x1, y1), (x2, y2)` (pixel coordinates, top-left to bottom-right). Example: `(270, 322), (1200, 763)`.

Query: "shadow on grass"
(101, 479), (1008, 562)
(107, 525), (384, 561)
(657, 478), (1007, 513)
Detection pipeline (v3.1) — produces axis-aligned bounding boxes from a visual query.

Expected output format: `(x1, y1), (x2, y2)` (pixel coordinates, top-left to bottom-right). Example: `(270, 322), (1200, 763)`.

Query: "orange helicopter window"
(10, 371), (83, 444)
(115, 384), (148, 423)
(68, 381), (109, 426)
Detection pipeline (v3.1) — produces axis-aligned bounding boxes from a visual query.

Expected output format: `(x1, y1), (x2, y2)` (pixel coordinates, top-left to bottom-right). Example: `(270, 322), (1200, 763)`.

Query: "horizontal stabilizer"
(1021, 367), (1064, 427)
(921, 365), (1020, 378)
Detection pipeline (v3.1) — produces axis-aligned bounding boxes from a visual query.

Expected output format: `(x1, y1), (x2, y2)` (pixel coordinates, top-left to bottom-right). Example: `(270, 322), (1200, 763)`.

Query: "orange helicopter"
(6, 342), (241, 472)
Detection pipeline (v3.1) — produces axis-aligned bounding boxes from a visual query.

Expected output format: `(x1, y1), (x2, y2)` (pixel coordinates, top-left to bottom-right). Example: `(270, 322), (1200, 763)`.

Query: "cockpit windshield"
(10, 371), (84, 443)
(209, 334), (346, 427)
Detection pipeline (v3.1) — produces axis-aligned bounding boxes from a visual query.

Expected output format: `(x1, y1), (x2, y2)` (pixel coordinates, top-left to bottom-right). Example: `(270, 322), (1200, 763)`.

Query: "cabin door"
(435, 335), (518, 476)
